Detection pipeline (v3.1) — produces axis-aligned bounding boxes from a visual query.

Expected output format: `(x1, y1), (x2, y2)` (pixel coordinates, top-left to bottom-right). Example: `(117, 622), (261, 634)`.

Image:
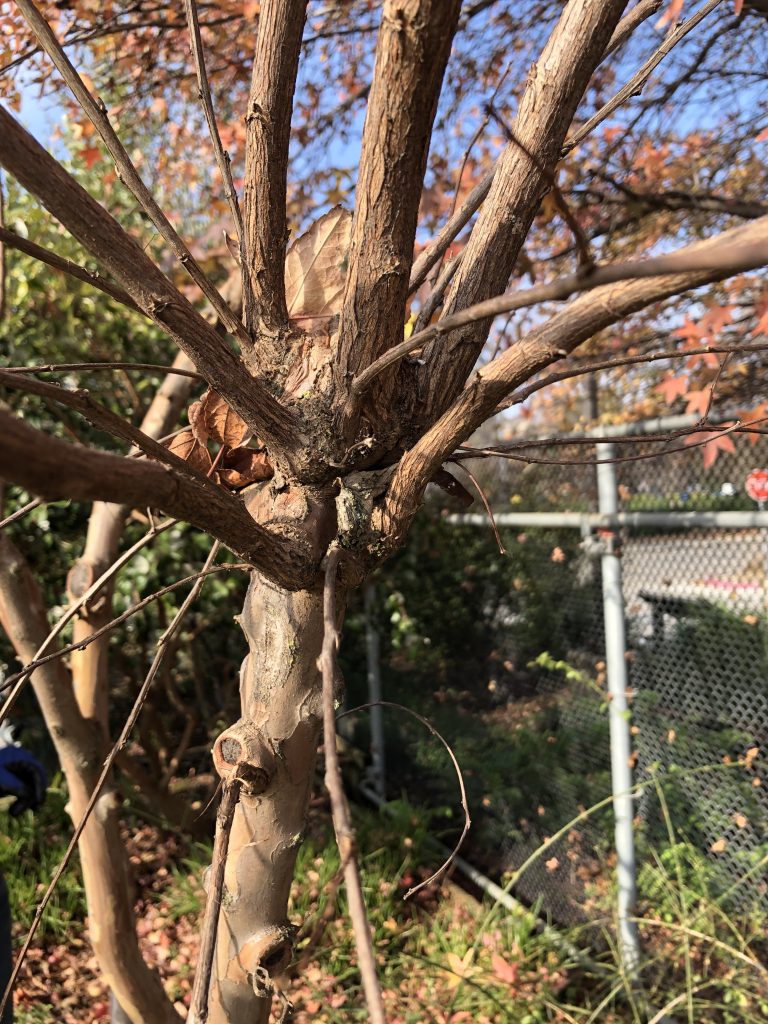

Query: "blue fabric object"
(0, 748), (47, 817)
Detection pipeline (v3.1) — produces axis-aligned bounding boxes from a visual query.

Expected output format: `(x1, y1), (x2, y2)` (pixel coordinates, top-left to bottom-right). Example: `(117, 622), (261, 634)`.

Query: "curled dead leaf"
(285, 206), (352, 319)
(219, 447), (274, 489)
(164, 430), (213, 476)
(189, 390), (250, 448)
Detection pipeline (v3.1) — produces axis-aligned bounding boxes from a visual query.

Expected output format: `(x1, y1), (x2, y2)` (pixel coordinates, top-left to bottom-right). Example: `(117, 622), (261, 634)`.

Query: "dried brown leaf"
(165, 429), (213, 475)
(285, 206), (352, 319)
(189, 390), (250, 448)
(219, 447), (273, 489)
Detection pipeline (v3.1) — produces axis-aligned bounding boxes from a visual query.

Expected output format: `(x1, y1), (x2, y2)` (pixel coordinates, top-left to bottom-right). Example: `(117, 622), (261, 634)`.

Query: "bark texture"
(204, 573), (331, 1023)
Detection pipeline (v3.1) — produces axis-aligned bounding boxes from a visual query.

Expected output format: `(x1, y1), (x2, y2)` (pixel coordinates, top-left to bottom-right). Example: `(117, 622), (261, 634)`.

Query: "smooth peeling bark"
(204, 572), (332, 1024)
(0, 534), (181, 1024)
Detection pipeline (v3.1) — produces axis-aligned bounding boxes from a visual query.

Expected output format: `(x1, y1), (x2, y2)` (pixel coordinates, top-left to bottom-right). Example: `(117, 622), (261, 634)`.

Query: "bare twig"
(451, 461), (506, 556)
(338, 701), (471, 899)
(0, 560), (248, 701)
(321, 547), (386, 1024)
(353, 230), (768, 395)
(488, 104), (594, 270)
(408, 170), (495, 296)
(3, 361), (202, 380)
(0, 497), (42, 531)
(604, 0), (664, 57)
(0, 369), (209, 481)
(0, 518), (175, 721)
(412, 253), (463, 336)
(0, 226), (142, 313)
(501, 341), (768, 411)
(458, 415), (768, 467)
(190, 777), (240, 1023)
(0, 542), (221, 1019)
(563, 0), (724, 155)
(182, 0), (253, 326)
(15, 0), (249, 345)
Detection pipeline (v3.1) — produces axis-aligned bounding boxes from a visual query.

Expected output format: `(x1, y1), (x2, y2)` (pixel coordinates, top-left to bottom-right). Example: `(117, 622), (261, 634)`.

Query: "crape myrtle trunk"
(202, 569), (342, 1023)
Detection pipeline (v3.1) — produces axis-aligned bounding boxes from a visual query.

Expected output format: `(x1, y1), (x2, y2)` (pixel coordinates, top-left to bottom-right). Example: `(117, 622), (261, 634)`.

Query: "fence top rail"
(451, 511), (768, 530)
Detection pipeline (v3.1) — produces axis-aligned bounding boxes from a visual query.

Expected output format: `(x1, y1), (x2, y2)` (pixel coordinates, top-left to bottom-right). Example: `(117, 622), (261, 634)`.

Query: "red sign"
(746, 469), (768, 504)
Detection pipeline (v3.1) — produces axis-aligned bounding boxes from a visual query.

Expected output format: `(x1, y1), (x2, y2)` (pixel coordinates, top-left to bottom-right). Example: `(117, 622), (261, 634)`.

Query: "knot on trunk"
(212, 719), (275, 795)
(240, 926), (295, 996)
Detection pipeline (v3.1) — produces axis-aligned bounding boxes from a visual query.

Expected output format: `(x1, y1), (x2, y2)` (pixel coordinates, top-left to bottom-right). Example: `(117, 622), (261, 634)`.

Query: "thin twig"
(182, 0), (254, 325)
(452, 461), (506, 555)
(458, 415), (768, 467)
(190, 777), (241, 1023)
(0, 369), (212, 483)
(0, 497), (42, 531)
(0, 561), (248, 700)
(0, 226), (142, 313)
(321, 547), (386, 1024)
(353, 232), (768, 395)
(427, 62), (511, 288)
(603, 0), (664, 57)
(0, 542), (221, 1020)
(408, 169), (495, 296)
(563, 0), (724, 155)
(500, 341), (768, 411)
(338, 701), (471, 900)
(4, 361), (203, 380)
(0, 518), (175, 721)
(15, 0), (249, 346)
(412, 252), (463, 335)
(488, 104), (594, 270)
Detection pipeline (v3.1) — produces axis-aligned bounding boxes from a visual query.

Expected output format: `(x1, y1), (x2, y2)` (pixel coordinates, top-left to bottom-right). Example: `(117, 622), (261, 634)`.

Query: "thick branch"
(604, 0), (663, 56)
(0, 105), (299, 453)
(382, 211), (768, 546)
(15, 0), (248, 346)
(416, 0), (628, 422)
(242, 0), (308, 337)
(353, 229), (768, 392)
(0, 408), (313, 589)
(335, 0), (462, 413)
(0, 367), (211, 481)
(0, 226), (141, 313)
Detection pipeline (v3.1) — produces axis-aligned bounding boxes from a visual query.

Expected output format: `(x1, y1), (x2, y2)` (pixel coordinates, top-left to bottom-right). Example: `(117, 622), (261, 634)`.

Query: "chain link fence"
(450, 419), (768, 928)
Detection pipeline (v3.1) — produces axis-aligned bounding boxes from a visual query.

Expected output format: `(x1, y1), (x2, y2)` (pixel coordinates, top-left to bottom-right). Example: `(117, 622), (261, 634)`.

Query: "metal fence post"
(364, 582), (387, 800)
(596, 441), (641, 971)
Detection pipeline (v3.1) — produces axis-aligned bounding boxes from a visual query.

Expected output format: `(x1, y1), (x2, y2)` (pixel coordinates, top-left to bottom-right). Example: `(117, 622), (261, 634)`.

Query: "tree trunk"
(203, 571), (330, 1024)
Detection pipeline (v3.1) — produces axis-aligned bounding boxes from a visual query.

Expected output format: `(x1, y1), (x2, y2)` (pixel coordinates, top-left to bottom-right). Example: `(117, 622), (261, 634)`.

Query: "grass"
(3, 769), (766, 1023)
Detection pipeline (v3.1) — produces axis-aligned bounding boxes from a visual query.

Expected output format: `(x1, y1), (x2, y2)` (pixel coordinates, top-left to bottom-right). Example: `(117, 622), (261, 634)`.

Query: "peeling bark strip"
(205, 574), (328, 1024)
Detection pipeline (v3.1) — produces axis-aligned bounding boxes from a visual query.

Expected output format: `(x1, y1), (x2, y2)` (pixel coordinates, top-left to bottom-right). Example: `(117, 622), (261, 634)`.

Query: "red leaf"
(491, 952), (520, 988)
(685, 388), (711, 417)
(657, 374), (688, 404)
(80, 145), (101, 170)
